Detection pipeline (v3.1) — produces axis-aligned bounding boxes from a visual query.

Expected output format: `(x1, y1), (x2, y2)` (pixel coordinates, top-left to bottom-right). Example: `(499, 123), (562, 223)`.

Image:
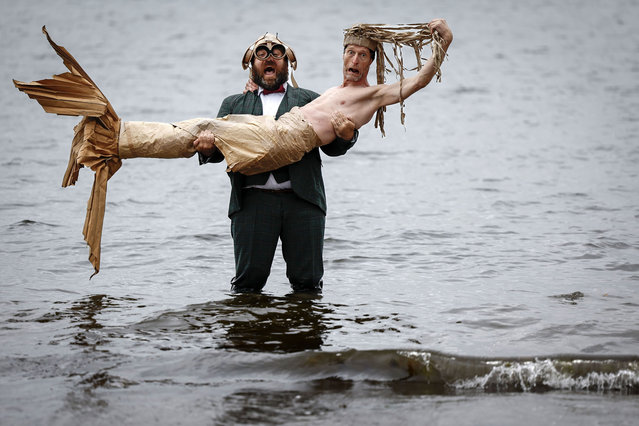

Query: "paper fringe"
(343, 23), (446, 136)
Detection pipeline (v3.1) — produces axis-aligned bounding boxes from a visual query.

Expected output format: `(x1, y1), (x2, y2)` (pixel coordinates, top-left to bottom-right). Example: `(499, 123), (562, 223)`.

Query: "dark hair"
(343, 45), (375, 61)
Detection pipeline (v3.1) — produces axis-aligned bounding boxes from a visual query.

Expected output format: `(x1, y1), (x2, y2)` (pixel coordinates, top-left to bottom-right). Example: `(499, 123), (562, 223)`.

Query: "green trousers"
(230, 189), (325, 292)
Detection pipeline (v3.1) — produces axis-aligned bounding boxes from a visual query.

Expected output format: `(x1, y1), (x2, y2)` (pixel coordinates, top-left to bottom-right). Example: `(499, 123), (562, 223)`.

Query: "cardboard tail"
(14, 26), (124, 277)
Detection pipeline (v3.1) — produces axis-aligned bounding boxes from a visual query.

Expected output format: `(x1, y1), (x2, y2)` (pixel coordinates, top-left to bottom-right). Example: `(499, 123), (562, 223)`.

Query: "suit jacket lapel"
(276, 87), (297, 119)
(248, 91), (263, 116)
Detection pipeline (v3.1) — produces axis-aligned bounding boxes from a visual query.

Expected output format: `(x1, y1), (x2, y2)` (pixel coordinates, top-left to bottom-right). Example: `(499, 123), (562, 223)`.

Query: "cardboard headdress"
(343, 34), (379, 53)
(343, 23), (445, 136)
(242, 33), (297, 71)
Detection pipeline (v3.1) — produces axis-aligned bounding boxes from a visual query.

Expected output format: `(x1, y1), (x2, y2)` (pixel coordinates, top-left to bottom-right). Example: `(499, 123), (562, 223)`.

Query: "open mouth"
(264, 66), (276, 76)
(347, 67), (360, 75)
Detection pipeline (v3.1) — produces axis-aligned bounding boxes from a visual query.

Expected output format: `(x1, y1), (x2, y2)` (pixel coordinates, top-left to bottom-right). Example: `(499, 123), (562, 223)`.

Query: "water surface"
(1, 0), (638, 424)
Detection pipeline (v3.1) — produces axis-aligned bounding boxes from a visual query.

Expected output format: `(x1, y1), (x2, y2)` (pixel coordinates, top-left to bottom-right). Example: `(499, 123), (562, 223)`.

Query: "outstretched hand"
(331, 111), (356, 141)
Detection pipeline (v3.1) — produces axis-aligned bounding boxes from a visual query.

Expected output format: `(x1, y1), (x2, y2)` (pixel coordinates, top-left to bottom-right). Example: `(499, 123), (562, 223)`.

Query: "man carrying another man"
(13, 20), (451, 279)
(195, 33), (359, 294)
(195, 19), (452, 294)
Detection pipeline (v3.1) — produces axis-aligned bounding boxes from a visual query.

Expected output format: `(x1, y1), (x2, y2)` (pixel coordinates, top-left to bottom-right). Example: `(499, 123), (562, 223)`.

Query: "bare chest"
(317, 86), (378, 127)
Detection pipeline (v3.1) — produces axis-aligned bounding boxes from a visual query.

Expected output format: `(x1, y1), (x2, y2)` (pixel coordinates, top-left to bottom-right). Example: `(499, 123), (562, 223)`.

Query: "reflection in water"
(217, 293), (334, 353)
(67, 294), (109, 347)
(131, 293), (339, 353)
(36, 294), (132, 347)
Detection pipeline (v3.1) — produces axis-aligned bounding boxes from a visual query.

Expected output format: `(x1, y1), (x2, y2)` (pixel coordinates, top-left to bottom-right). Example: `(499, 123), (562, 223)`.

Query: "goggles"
(254, 45), (286, 61)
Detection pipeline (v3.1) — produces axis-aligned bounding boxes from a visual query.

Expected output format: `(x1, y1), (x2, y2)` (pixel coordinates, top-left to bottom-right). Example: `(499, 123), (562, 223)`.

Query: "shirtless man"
(300, 18), (452, 144)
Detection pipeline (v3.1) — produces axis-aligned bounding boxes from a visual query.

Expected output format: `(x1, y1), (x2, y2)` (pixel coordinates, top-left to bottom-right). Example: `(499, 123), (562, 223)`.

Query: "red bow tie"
(262, 85), (285, 95)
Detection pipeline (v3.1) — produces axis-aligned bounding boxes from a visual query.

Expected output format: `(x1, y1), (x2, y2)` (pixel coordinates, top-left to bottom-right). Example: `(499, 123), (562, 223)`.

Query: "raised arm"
(375, 18), (453, 107)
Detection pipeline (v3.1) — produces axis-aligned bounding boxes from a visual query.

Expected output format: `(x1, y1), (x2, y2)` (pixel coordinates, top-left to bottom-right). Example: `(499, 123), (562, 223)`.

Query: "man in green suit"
(196, 33), (358, 293)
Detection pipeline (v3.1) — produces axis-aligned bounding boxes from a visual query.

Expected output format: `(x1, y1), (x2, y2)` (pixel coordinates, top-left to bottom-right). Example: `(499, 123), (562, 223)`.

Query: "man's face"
(343, 44), (373, 82)
(251, 44), (289, 90)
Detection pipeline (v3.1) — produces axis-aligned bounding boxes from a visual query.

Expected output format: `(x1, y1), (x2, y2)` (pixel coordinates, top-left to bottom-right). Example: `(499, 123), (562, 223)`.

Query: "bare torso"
(299, 85), (383, 145)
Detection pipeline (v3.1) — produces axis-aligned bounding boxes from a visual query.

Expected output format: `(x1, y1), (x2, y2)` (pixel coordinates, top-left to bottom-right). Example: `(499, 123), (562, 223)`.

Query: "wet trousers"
(230, 189), (325, 293)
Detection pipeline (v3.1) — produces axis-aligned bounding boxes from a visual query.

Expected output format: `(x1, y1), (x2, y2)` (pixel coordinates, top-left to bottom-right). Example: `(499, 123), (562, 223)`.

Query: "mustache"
(251, 67), (289, 89)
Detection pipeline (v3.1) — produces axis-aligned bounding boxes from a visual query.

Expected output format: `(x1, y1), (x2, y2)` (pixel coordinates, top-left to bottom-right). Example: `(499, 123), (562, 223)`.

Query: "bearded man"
(195, 33), (358, 293)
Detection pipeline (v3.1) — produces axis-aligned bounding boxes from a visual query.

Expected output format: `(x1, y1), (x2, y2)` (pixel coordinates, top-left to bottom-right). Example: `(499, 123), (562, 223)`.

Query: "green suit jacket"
(201, 86), (357, 217)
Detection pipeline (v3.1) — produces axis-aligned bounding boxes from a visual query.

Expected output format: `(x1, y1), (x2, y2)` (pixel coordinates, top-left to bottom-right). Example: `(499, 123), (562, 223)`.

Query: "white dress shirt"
(245, 83), (292, 190)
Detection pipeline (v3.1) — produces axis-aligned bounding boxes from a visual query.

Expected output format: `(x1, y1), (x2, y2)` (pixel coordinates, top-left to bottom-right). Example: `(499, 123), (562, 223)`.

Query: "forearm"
(375, 52), (440, 108)
(404, 57), (439, 97)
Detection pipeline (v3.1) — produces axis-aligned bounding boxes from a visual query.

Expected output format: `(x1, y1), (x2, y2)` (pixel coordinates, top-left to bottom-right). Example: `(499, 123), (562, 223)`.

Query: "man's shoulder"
(289, 86), (320, 100)
(218, 91), (259, 115)
(221, 92), (256, 104)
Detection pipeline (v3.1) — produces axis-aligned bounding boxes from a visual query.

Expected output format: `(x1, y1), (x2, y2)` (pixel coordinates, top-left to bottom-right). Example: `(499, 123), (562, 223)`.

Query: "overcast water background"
(1, 0), (638, 424)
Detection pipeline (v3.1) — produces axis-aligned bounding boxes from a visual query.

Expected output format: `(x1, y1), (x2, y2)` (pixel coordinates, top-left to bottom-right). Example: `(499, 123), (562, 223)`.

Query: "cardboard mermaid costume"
(13, 27), (322, 276)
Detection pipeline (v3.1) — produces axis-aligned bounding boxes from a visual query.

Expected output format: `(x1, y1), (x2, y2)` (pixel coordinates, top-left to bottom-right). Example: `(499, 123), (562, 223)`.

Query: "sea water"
(1, 0), (638, 424)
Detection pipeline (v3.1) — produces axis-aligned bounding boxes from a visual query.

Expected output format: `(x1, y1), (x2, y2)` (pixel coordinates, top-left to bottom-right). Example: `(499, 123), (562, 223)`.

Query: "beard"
(251, 66), (289, 91)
